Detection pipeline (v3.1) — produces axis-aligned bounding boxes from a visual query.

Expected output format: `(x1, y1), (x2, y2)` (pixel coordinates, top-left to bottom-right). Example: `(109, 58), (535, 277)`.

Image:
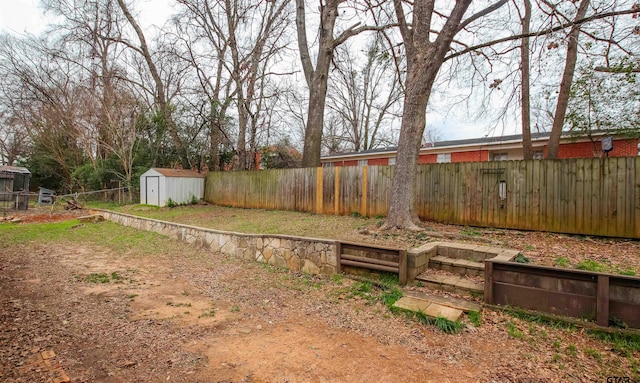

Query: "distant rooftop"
(321, 130), (620, 159)
(0, 165), (30, 174)
(152, 168), (205, 178)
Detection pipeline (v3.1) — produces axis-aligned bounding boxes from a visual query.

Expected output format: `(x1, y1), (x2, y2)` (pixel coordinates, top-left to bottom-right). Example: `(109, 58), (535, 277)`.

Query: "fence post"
(484, 260), (494, 304)
(334, 167), (340, 215)
(361, 165), (368, 216)
(597, 275), (610, 327)
(316, 167), (323, 214)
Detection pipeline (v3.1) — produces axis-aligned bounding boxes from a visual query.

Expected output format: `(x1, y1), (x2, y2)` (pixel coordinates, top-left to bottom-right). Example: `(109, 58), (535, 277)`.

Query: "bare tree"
(327, 37), (402, 152)
(520, 0), (534, 160)
(296, 0), (388, 167)
(546, 0), (591, 158)
(116, 0), (191, 169)
(173, 0), (292, 170)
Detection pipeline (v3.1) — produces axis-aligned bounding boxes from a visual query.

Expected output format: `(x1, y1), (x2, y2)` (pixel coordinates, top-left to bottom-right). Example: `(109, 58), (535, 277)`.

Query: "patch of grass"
(552, 340), (561, 351)
(468, 311), (482, 327)
(231, 305), (240, 313)
(584, 348), (602, 362)
(617, 268), (637, 276)
(460, 226), (482, 237)
(85, 273), (112, 283)
(552, 353), (562, 363)
(523, 244), (535, 251)
(348, 280), (376, 302)
(434, 316), (465, 334)
(565, 344), (578, 358)
(505, 307), (577, 330)
(576, 260), (607, 273)
(380, 287), (403, 309)
(554, 256), (570, 268)
(407, 310), (464, 334)
(199, 309), (216, 318)
(508, 322), (524, 339)
(331, 274), (343, 285)
(166, 302), (192, 307)
(377, 272), (399, 287)
(587, 330), (640, 356)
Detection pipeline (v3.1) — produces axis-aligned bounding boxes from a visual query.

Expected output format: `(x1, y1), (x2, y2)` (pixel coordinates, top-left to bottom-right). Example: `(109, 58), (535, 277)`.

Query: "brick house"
(320, 131), (640, 167)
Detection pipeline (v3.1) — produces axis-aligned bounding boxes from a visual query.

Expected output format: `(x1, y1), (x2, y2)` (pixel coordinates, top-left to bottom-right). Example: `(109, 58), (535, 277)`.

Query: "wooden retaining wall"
(484, 260), (640, 329)
(204, 157), (640, 238)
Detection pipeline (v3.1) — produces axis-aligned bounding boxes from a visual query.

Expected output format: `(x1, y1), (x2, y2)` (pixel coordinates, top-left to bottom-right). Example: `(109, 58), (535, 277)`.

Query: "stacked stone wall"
(95, 210), (337, 276)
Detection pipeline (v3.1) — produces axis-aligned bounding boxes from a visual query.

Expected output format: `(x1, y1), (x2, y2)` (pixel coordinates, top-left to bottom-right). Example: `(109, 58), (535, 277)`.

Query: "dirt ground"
(1, 209), (639, 382)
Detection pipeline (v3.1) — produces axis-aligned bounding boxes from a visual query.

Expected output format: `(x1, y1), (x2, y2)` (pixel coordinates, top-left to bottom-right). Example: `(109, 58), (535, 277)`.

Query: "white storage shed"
(140, 168), (205, 207)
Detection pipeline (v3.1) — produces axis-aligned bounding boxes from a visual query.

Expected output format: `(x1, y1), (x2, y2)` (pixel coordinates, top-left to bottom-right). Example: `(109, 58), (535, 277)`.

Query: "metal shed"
(140, 168), (205, 207)
(0, 165), (31, 210)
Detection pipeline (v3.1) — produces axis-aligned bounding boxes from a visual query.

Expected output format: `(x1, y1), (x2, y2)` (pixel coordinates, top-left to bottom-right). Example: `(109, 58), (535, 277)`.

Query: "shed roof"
(0, 165), (30, 174)
(150, 168), (205, 178)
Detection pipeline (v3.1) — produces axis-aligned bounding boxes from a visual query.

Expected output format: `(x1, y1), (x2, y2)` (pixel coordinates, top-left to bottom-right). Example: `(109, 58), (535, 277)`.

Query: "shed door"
(146, 176), (160, 206)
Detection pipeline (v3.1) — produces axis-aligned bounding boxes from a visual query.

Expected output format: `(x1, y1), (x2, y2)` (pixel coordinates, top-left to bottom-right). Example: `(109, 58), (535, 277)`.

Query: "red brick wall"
(418, 154), (437, 164)
(557, 138), (638, 159)
(451, 150), (489, 163)
(367, 158), (389, 166)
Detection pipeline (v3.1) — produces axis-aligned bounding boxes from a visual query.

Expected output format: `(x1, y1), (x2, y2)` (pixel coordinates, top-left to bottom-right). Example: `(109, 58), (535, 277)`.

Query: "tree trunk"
(383, 0), (474, 230)
(521, 0), (533, 160)
(299, 0), (339, 168)
(382, 60), (437, 230)
(546, 0), (590, 159)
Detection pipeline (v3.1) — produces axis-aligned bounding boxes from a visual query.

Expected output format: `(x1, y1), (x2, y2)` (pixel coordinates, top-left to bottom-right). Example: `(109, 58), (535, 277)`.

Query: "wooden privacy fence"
(205, 157), (640, 238)
(485, 260), (640, 329)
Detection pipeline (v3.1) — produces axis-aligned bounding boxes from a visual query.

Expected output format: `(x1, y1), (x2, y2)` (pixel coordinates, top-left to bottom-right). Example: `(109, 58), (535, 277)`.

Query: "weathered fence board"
(204, 157), (640, 238)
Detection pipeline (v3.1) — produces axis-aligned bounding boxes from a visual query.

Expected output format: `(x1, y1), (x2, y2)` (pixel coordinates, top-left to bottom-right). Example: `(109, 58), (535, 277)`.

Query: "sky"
(0, 0), (510, 142)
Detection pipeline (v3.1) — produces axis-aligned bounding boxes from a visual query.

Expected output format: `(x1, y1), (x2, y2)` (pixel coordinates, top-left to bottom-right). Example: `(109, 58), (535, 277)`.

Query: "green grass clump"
(380, 287), (403, 309)
(468, 311), (482, 327)
(85, 273), (112, 283)
(576, 260), (606, 273)
(508, 322), (524, 339)
(554, 257), (570, 268)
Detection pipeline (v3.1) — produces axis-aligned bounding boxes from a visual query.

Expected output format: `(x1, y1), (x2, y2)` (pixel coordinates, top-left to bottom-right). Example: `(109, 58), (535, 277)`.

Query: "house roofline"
(320, 131), (625, 161)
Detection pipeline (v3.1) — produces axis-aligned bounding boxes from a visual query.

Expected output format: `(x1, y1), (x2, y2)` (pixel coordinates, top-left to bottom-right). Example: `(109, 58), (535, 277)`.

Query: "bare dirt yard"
(1, 207), (639, 382)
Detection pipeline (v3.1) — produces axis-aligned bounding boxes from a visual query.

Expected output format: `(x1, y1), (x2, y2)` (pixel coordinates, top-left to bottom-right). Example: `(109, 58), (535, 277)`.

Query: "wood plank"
(339, 259), (399, 273)
(597, 275), (610, 327)
(340, 254), (399, 268)
(484, 260), (494, 305)
(616, 157), (627, 237)
(361, 165), (368, 217)
(334, 166), (340, 215)
(493, 283), (597, 319)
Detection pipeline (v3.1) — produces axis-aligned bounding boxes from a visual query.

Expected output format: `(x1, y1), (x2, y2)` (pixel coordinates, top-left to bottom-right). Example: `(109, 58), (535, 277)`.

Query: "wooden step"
(429, 255), (484, 277)
(416, 273), (484, 297)
(393, 297), (463, 322)
(402, 290), (482, 313)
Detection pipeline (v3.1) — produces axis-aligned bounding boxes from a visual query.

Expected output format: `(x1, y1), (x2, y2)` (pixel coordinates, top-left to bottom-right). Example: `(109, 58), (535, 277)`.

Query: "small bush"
(513, 253), (530, 264)
(167, 198), (177, 208)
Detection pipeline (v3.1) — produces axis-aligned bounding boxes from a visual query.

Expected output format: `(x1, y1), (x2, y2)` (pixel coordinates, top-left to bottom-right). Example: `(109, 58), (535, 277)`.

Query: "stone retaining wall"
(94, 210), (338, 276)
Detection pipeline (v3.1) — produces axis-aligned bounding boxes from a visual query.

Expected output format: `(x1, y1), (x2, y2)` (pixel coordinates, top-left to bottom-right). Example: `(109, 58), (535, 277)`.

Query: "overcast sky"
(0, 0), (510, 141)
